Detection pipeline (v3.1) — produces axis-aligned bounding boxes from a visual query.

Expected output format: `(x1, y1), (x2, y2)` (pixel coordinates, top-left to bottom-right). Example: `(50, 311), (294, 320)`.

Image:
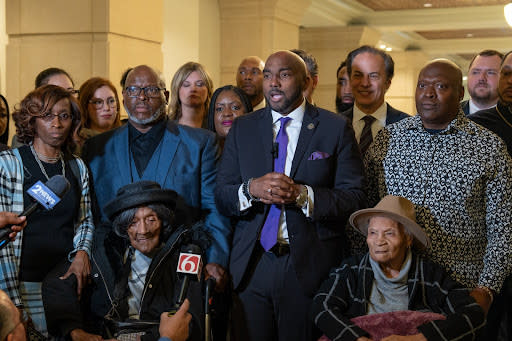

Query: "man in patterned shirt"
(365, 59), (512, 315)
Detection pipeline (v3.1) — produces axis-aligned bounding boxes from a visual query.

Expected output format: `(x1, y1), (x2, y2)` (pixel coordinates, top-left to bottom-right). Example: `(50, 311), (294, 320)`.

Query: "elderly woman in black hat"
(43, 181), (205, 341)
(312, 195), (485, 341)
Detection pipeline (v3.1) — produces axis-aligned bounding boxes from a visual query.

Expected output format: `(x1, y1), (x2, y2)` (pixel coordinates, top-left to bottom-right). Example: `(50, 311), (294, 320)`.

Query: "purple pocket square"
(308, 151), (330, 160)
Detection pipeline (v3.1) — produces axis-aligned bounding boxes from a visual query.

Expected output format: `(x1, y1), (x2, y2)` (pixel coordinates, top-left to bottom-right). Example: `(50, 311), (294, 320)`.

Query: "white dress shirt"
(469, 99), (496, 115)
(352, 102), (387, 143)
(238, 100), (314, 244)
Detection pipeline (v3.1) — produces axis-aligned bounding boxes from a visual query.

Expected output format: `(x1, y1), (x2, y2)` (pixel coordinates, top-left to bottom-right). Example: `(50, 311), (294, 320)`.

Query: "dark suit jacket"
(460, 100), (470, 116)
(215, 103), (366, 296)
(82, 119), (231, 267)
(340, 102), (409, 127)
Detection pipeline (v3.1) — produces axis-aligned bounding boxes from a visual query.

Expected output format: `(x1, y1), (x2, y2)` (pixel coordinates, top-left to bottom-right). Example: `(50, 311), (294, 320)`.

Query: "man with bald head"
(82, 65), (231, 289)
(216, 51), (365, 340)
(365, 59), (512, 317)
(236, 56), (265, 110)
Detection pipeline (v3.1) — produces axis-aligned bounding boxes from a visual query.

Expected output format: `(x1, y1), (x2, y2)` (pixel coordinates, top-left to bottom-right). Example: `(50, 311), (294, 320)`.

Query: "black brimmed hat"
(104, 181), (177, 221)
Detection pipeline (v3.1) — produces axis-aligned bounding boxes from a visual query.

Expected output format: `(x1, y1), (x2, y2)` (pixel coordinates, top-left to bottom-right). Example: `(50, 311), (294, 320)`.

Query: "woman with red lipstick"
(78, 77), (122, 140)
(0, 85), (94, 337)
(169, 62), (213, 129)
(207, 85), (253, 150)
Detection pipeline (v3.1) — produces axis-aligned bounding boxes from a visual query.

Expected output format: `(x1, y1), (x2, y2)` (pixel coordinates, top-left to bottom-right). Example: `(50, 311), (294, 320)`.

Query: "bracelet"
(476, 286), (494, 303)
(243, 178), (258, 202)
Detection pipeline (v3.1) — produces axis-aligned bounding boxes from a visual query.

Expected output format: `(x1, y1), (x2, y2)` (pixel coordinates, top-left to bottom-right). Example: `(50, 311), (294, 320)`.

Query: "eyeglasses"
(37, 112), (73, 122)
(89, 98), (117, 110)
(125, 86), (165, 98)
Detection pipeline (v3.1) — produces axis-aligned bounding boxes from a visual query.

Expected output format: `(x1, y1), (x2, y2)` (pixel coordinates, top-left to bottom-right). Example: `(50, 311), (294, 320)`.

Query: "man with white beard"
(82, 65), (231, 290)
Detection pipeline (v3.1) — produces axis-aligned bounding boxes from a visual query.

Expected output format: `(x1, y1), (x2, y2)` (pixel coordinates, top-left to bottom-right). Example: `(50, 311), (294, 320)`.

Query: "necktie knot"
(362, 115), (376, 125)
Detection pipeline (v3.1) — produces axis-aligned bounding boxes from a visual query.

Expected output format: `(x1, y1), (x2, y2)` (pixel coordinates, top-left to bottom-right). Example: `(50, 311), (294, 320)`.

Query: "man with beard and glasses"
(215, 50), (365, 341)
(82, 65), (231, 293)
(335, 60), (354, 113)
(461, 49), (503, 116)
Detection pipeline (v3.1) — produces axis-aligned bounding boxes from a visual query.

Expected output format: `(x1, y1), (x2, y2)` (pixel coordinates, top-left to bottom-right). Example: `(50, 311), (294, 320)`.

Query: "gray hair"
(112, 204), (174, 240)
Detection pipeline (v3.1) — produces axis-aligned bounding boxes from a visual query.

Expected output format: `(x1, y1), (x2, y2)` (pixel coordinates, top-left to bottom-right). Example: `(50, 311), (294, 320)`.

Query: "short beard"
(336, 97), (353, 113)
(125, 103), (166, 125)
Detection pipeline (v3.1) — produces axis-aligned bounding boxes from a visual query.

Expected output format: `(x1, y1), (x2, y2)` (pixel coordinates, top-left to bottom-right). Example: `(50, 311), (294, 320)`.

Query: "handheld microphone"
(0, 175), (70, 250)
(175, 244), (203, 306)
(272, 142), (279, 159)
(204, 277), (216, 341)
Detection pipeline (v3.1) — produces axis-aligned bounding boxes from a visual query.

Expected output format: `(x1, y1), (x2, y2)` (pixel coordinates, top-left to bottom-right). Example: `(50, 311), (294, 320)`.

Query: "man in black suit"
(215, 50), (366, 341)
(461, 49), (502, 116)
(341, 45), (409, 155)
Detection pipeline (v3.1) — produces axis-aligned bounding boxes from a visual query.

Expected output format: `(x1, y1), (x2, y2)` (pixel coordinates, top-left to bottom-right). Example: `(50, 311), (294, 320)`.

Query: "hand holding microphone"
(0, 175), (70, 250)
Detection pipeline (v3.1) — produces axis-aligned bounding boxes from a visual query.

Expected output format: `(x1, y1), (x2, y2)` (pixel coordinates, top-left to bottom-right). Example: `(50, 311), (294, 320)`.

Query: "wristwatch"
(243, 178), (257, 202)
(295, 185), (308, 208)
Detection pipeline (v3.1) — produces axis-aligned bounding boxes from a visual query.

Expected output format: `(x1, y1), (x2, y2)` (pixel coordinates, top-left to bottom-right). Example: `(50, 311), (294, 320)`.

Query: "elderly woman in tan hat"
(312, 195), (485, 341)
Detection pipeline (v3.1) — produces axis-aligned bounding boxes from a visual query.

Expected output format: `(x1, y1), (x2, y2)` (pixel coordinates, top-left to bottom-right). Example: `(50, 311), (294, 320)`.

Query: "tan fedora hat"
(349, 195), (430, 249)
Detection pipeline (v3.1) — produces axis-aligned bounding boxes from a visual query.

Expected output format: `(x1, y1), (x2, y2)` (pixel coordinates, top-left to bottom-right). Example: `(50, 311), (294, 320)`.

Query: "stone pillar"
(218, 0), (312, 86)
(299, 26), (381, 112)
(6, 0), (163, 133)
(387, 51), (430, 115)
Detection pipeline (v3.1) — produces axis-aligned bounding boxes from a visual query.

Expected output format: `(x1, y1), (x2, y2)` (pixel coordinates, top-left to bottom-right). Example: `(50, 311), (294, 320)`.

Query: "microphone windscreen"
(45, 175), (71, 198)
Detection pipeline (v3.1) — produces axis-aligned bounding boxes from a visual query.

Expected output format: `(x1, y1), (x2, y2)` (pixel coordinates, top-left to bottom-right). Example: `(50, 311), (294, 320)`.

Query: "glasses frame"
(37, 112), (73, 122)
(124, 86), (166, 98)
(89, 97), (117, 110)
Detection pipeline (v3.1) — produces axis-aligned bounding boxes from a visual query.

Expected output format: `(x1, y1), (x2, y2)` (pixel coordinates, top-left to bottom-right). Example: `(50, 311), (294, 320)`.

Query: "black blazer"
(460, 100), (470, 116)
(215, 103), (366, 296)
(340, 102), (409, 126)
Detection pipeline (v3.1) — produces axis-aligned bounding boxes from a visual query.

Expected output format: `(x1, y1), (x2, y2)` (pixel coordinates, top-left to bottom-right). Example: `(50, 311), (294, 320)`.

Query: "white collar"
(353, 101), (387, 126)
(271, 99), (306, 124)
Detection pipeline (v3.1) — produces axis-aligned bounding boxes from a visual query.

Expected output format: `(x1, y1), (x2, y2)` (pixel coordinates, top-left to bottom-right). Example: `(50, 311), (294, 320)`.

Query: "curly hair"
(78, 77), (121, 130)
(168, 62), (213, 122)
(13, 84), (82, 152)
(206, 85), (253, 134)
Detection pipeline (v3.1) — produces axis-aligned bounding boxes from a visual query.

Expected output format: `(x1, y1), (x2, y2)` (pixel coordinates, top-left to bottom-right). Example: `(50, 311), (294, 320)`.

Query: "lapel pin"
(307, 123), (315, 130)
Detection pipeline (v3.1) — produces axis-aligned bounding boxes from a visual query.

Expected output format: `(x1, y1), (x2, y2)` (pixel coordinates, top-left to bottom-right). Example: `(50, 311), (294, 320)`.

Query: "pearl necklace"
(30, 143), (65, 180)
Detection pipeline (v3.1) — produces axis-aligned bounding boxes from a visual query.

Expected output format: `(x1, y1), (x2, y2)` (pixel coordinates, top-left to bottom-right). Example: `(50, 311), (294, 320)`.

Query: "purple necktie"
(260, 117), (291, 251)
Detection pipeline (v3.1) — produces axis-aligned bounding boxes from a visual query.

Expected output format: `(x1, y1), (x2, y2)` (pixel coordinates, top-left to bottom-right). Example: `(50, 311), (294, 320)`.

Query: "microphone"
(204, 277), (216, 341)
(0, 175), (70, 250)
(272, 142), (279, 159)
(175, 244), (203, 306)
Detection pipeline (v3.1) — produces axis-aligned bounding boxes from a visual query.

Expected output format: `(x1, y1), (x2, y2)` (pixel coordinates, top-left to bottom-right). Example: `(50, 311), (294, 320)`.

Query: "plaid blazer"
(0, 148), (94, 307)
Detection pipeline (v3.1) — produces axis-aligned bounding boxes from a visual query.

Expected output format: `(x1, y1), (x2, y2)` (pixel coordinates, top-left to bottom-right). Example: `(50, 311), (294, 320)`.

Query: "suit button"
(149, 284), (153, 289)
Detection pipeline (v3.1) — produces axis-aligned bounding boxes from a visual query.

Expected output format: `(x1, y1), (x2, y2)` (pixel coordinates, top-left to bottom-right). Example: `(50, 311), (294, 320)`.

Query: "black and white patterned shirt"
(365, 111), (512, 292)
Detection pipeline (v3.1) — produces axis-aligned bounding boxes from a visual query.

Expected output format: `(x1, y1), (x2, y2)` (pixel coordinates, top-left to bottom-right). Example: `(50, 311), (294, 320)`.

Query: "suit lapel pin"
(307, 123), (315, 130)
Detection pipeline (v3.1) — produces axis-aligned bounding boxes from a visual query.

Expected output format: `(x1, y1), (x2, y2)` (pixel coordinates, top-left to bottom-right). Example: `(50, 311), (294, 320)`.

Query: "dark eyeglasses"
(89, 98), (117, 110)
(37, 112), (73, 122)
(124, 86), (165, 98)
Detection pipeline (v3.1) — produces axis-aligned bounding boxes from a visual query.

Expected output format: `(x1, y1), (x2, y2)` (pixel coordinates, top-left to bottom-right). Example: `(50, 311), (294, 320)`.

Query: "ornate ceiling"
(302, 0), (512, 67)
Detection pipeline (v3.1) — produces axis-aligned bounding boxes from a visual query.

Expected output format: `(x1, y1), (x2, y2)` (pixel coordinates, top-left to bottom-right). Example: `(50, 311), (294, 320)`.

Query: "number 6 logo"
(177, 253), (202, 275)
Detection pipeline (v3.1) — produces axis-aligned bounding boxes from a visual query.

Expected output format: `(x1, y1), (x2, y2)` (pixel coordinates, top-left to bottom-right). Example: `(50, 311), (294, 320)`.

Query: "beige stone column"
(218, 0), (312, 86)
(299, 26), (381, 112)
(387, 51), (430, 115)
(6, 0), (163, 135)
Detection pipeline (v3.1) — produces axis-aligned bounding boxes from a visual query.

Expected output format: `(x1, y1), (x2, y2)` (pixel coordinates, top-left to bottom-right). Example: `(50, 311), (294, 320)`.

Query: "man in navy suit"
(215, 51), (366, 341)
(82, 65), (230, 290)
(341, 45), (409, 155)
